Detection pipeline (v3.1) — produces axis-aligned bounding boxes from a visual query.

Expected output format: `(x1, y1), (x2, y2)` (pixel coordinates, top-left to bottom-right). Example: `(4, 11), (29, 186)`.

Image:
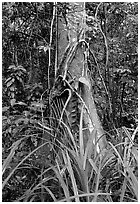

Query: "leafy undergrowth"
(2, 100), (138, 202)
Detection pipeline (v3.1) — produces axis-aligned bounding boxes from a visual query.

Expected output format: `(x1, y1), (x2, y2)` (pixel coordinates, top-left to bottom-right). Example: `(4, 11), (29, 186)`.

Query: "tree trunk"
(56, 2), (107, 152)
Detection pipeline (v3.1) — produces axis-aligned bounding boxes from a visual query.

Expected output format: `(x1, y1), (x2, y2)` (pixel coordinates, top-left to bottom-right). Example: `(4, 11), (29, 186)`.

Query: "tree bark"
(57, 2), (107, 151)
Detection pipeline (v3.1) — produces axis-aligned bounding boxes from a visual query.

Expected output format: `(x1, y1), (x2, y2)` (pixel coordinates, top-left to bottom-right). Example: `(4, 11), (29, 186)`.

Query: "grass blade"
(79, 105), (84, 160)
(66, 150), (80, 202)
(120, 178), (127, 202)
(58, 192), (111, 202)
(83, 128), (97, 170)
(2, 139), (21, 174)
(52, 166), (70, 202)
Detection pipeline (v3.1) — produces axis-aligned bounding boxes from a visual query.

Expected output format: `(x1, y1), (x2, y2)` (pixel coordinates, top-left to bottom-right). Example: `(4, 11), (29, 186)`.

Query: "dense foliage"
(2, 2), (138, 202)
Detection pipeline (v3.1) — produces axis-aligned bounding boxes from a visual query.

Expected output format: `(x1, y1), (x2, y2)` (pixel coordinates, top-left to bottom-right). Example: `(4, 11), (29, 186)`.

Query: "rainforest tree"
(2, 2), (138, 202)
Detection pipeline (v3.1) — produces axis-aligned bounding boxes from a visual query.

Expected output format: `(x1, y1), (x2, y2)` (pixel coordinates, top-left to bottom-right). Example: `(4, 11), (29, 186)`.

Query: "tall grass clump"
(3, 101), (138, 202)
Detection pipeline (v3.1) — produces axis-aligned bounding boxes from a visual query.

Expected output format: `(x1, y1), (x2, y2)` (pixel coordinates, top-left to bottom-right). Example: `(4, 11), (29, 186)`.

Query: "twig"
(95, 2), (102, 19)
(98, 24), (109, 68)
(89, 49), (112, 114)
(48, 2), (56, 89)
(95, 3), (109, 71)
(55, 2), (58, 78)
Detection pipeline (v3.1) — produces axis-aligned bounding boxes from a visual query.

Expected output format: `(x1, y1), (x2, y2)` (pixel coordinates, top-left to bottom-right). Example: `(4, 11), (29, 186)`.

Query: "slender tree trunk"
(31, 2), (107, 168)
(57, 2), (107, 151)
